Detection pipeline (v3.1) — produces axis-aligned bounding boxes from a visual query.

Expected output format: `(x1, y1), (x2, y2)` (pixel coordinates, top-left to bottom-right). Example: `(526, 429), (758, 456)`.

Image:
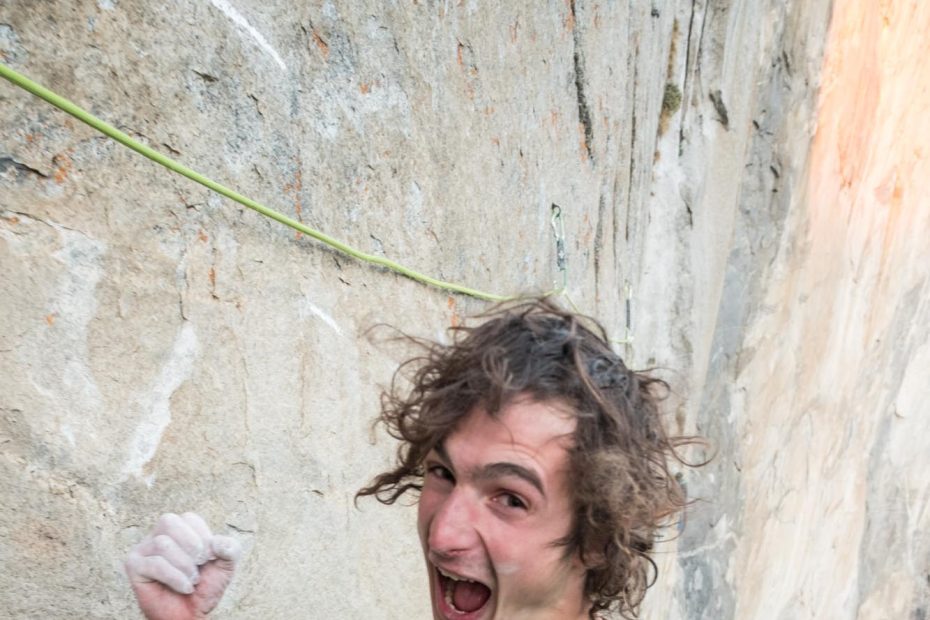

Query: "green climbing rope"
(0, 62), (519, 302)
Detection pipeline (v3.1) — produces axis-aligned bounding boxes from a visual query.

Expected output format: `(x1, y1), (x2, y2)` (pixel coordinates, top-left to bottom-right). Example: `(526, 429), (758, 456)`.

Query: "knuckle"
(152, 534), (174, 553)
(183, 512), (211, 536)
(130, 536), (151, 553)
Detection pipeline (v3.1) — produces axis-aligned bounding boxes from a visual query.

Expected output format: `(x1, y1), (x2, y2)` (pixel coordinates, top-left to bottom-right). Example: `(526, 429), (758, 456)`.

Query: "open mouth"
(434, 566), (492, 617)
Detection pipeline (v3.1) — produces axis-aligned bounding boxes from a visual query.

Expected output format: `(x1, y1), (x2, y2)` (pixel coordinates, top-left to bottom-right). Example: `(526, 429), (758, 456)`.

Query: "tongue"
(453, 580), (491, 613)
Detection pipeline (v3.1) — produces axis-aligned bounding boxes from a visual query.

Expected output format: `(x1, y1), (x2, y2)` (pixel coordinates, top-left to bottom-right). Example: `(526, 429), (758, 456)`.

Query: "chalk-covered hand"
(125, 512), (241, 620)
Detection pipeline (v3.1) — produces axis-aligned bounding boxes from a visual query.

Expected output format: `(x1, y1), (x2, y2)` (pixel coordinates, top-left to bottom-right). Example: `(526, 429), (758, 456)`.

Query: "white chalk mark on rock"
(61, 424), (76, 448)
(208, 0), (287, 72)
(299, 297), (344, 336)
(122, 323), (199, 483)
(34, 224), (107, 447)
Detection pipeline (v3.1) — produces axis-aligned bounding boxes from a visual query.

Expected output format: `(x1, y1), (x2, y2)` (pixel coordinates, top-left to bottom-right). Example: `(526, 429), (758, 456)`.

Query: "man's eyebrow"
(475, 462), (546, 497)
(432, 442), (451, 465)
(431, 443), (546, 497)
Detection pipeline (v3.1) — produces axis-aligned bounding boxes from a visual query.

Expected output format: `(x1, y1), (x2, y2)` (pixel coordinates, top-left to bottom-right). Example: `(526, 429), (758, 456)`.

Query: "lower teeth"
(443, 579), (460, 612)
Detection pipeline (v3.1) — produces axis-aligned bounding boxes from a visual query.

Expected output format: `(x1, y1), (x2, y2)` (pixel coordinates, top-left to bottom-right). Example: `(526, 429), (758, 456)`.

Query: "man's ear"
(580, 547), (606, 570)
(576, 532), (608, 571)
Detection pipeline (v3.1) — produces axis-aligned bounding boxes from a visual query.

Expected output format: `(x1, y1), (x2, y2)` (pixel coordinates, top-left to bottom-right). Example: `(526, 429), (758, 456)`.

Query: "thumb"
(210, 534), (241, 573)
(186, 534), (241, 614)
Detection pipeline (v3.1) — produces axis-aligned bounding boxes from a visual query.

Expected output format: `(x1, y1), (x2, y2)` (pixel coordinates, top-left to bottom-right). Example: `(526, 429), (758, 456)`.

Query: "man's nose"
(428, 489), (479, 555)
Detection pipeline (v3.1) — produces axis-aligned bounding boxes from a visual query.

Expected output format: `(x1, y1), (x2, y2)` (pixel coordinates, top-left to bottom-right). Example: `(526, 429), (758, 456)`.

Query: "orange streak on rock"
(734, 3), (930, 614)
(807, 0), (930, 338)
(52, 152), (72, 184)
(293, 166), (303, 239)
(578, 123), (588, 161)
(447, 296), (460, 327)
(312, 31), (329, 59)
(285, 158), (304, 239)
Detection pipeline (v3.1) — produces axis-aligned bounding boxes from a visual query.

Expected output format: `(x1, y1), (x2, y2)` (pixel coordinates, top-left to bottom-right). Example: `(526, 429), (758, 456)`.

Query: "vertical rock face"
(0, 1), (926, 619)
(727, 3), (930, 618)
(646, 1), (930, 619)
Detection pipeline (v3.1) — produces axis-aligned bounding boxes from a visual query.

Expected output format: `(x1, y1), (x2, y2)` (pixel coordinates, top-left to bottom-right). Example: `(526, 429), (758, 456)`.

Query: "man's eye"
(427, 465), (454, 483)
(497, 493), (527, 510)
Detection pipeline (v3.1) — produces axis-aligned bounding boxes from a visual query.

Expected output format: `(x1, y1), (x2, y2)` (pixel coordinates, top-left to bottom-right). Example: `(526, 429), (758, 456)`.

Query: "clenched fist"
(125, 512), (241, 620)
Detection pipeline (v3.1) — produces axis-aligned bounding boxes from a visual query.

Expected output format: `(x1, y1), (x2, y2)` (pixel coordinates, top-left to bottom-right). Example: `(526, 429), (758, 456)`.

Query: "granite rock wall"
(1, 1), (927, 618)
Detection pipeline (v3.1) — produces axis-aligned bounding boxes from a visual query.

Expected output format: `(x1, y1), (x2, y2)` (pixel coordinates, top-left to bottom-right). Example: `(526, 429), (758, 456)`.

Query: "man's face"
(417, 397), (589, 620)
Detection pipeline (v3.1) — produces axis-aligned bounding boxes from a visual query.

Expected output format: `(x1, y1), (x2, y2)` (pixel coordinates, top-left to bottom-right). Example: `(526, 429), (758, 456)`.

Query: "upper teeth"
(438, 567), (476, 583)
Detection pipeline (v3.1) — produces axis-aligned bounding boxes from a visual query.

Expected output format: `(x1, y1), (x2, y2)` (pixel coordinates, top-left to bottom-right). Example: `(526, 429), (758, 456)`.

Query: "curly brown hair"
(357, 298), (694, 618)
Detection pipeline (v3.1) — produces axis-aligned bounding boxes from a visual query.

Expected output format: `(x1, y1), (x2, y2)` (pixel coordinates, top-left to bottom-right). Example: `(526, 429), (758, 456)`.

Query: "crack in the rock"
(593, 192), (605, 300)
(709, 89), (729, 128)
(192, 69), (219, 83)
(226, 522), (256, 534)
(678, 0), (701, 156)
(0, 156), (48, 179)
(176, 246), (190, 321)
(625, 60), (638, 244)
(2, 209), (90, 238)
(369, 233), (385, 255)
(611, 171), (621, 279)
(4, 209), (50, 227)
(570, 0), (594, 163)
